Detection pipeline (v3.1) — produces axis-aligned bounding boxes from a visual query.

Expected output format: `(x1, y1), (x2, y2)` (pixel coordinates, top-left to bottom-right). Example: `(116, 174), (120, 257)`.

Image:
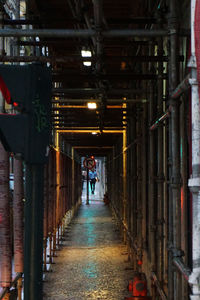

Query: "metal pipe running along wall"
(0, 28), (168, 38)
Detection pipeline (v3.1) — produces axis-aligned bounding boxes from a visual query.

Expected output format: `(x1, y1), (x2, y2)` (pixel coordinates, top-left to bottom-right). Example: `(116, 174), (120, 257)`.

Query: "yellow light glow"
(107, 105), (123, 108)
(87, 102), (97, 109)
(56, 105), (86, 109)
(57, 129), (124, 133)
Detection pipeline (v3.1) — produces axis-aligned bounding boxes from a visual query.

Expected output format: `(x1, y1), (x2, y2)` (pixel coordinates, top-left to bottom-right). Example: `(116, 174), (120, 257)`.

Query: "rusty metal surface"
(13, 158), (24, 273)
(43, 201), (134, 299)
(0, 143), (11, 288)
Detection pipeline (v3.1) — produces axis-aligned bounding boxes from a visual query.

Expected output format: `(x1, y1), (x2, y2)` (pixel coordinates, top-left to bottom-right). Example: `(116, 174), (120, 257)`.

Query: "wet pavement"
(43, 201), (135, 300)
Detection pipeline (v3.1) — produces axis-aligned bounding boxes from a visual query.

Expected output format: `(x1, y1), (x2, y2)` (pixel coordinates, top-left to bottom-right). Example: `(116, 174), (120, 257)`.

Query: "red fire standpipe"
(128, 274), (147, 297)
(0, 143), (12, 288)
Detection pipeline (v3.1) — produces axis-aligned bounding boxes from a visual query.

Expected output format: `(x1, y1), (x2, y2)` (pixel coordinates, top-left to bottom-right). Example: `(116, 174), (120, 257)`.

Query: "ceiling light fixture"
(83, 61), (92, 67)
(81, 49), (92, 67)
(87, 102), (97, 109)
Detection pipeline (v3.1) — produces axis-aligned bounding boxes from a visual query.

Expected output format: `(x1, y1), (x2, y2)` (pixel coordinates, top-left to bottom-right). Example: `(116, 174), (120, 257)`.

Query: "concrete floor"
(43, 201), (135, 300)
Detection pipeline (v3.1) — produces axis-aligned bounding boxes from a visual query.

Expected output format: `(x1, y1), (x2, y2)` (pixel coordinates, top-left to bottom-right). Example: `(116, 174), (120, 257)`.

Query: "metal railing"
(0, 273), (23, 300)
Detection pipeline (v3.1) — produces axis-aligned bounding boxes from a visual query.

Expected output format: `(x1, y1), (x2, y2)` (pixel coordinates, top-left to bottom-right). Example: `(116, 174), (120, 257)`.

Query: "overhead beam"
(73, 146), (113, 149)
(19, 40), (158, 46)
(0, 55), (177, 64)
(52, 98), (148, 103)
(52, 72), (168, 80)
(52, 105), (125, 109)
(0, 28), (168, 38)
(55, 129), (124, 133)
(52, 88), (144, 95)
(3, 17), (164, 26)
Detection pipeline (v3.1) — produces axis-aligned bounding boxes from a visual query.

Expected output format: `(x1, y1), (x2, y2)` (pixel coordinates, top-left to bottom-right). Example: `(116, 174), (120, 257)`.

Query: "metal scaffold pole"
(188, 0), (200, 299)
(24, 164), (45, 300)
(86, 167), (89, 205)
(168, 0), (182, 298)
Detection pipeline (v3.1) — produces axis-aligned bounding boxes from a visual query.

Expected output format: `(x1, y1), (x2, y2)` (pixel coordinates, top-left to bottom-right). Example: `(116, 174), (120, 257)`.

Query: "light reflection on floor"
(81, 180), (103, 203)
(84, 261), (98, 279)
(43, 201), (135, 300)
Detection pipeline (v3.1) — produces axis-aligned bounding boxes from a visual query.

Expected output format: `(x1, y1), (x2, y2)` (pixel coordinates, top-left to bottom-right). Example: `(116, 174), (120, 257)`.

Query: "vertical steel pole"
(86, 166), (89, 205)
(141, 104), (147, 253)
(126, 123), (131, 259)
(71, 148), (75, 212)
(148, 73), (156, 273)
(56, 151), (60, 245)
(13, 0), (23, 295)
(126, 122), (131, 238)
(180, 91), (189, 298)
(157, 35), (164, 284)
(48, 151), (53, 264)
(0, 143), (11, 290)
(123, 128), (127, 242)
(13, 158), (24, 300)
(52, 152), (57, 256)
(110, 148), (114, 206)
(43, 164), (48, 272)
(0, 8), (11, 292)
(93, 0), (103, 73)
(130, 111), (136, 242)
(136, 108), (142, 261)
(163, 97), (168, 290)
(168, 0), (181, 298)
(24, 163), (44, 300)
(188, 0), (200, 298)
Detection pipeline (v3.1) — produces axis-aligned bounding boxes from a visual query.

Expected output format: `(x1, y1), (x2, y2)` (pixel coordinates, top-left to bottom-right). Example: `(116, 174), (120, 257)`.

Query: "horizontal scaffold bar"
(0, 28), (168, 38)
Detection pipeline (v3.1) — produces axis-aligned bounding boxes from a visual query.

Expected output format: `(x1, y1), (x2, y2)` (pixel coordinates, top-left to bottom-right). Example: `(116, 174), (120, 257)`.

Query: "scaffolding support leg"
(24, 164), (45, 300)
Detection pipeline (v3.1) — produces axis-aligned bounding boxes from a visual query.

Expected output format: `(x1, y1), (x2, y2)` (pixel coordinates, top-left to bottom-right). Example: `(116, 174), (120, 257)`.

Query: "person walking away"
(89, 169), (98, 194)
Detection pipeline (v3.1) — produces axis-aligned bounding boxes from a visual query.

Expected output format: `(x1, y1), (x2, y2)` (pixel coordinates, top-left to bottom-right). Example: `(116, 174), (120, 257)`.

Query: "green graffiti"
(32, 96), (48, 133)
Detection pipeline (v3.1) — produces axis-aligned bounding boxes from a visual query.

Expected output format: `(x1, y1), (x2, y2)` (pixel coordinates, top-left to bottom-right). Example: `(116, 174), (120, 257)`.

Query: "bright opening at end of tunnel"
(81, 157), (106, 202)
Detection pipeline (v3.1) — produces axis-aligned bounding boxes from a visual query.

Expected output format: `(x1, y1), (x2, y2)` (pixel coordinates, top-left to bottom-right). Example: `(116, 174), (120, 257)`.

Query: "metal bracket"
(168, 245), (184, 258)
(188, 55), (197, 68)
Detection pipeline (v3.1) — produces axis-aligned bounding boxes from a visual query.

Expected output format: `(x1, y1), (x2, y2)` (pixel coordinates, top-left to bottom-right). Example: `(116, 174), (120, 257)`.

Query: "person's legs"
(91, 179), (95, 193)
(90, 180), (93, 192)
(93, 181), (96, 192)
